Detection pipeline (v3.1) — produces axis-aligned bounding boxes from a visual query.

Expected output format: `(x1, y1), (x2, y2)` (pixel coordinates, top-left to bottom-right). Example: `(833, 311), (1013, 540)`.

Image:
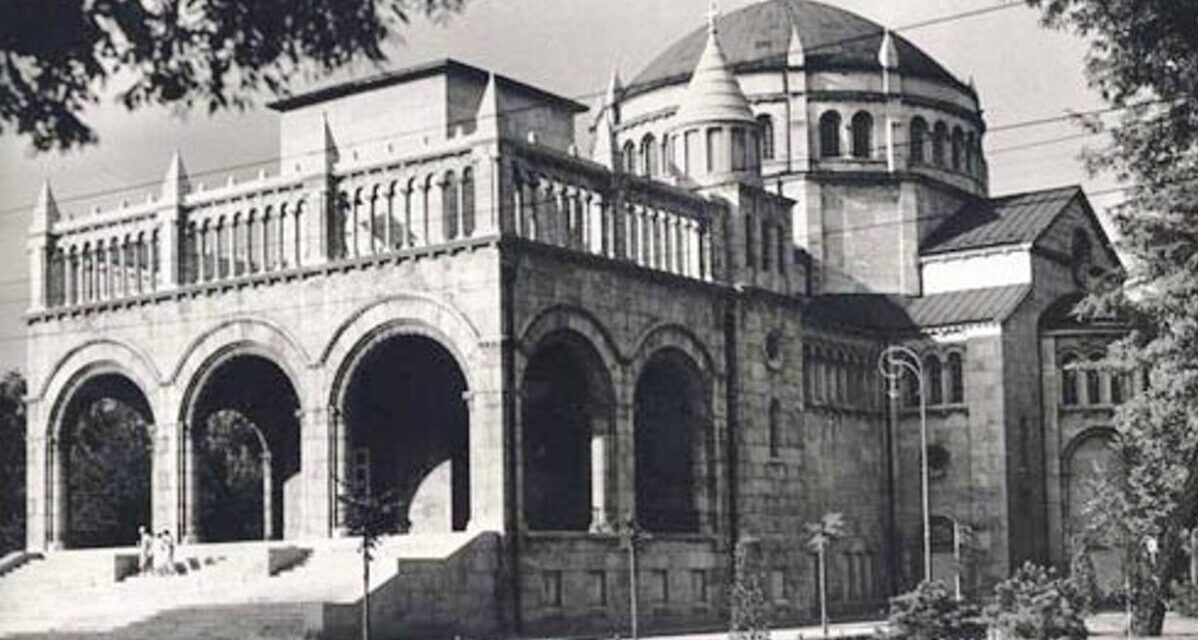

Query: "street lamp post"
(878, 345), (932, 584)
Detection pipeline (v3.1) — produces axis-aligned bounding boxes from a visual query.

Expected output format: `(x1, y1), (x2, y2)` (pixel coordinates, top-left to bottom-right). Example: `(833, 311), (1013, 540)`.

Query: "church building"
(17, 1), (1127, 636)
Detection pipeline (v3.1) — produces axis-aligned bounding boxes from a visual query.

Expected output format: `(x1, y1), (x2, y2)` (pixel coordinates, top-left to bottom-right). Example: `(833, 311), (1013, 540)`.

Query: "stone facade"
(23, 2), (1137, 636)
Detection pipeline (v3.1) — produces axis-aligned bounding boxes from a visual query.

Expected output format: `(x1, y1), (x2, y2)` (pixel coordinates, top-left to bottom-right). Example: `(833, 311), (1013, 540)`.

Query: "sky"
(0, 0), (1116, 372)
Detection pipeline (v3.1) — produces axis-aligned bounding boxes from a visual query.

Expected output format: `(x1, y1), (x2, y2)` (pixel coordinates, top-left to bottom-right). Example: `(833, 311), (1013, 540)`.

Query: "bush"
(1169, 580), (1198, 618)
(881, 580), (985, 640)
(982, 562), (1088, 640)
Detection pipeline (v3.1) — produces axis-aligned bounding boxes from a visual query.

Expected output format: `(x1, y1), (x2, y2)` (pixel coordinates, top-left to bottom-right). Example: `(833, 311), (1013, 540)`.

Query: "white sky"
(0, 0), (1117, 371)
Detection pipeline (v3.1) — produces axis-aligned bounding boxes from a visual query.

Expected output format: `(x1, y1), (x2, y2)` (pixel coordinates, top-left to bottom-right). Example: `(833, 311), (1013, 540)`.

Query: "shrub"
(881, 580), (985, 640)
(982, 562), (1088, 640)
(1169, 580), (1198, 618)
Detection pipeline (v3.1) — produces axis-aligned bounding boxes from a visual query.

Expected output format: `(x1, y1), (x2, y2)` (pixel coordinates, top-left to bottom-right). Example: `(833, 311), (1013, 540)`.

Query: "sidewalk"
(636, 620), (886, 640)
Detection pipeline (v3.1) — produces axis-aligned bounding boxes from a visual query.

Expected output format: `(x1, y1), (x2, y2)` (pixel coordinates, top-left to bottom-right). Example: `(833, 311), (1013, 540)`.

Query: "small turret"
(669, 3), (760, 187)
(786, 25), (805, 68)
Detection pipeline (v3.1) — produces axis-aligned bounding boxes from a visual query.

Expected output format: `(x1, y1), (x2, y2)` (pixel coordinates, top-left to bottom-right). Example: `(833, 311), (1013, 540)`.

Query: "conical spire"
(672, 3), (754, 129)
(162, 150), (190, 202)
(878, 29), (899, 70)
(787, 25), (805, 68)
(592, 68), (621, 168)
(605, 67), (622, 113)
(477, 74), (501, 136)
(31, 178), (60, 230)
(321, 115), (339, 169)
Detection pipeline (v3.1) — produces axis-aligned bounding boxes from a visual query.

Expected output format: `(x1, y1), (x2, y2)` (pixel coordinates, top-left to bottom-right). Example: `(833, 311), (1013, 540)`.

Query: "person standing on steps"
(137, 525), (154, 575)
(155, 529), (175, 575)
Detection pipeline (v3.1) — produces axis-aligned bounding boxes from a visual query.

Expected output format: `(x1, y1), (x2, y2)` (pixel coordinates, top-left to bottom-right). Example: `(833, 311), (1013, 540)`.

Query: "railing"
(510, 146), (716, 282)
(33, 140), (721, 313)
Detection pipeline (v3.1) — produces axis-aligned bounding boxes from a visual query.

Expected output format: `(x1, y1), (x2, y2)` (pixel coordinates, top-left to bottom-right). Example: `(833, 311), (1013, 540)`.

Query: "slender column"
(331, 406), (351, 536)
(182, 422), (201, 543)
(49, 436), (67, 549)
(262, 451), (274, 540)
(589, 418), (615, 533)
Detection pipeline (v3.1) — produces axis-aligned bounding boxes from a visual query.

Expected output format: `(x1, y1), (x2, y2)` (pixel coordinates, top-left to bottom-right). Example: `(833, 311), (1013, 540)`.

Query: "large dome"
(627, 0), (971, 97)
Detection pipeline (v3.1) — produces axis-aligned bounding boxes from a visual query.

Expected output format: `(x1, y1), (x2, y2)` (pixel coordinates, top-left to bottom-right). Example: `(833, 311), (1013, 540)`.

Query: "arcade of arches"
(38, 330), (717, 547)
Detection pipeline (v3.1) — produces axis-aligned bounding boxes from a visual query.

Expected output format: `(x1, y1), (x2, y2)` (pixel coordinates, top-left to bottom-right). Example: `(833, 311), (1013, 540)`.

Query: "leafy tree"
(0, 0), (464, 151)
(198, 410), (267, 542)
(1026, 0), (1198, 634)
(0, 371), (26, 555)
(66, 397), (153, 547)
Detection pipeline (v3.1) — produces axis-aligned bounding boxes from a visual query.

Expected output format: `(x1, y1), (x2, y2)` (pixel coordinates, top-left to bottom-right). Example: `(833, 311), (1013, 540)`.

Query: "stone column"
(261, 450), (274, 540)
(329, 405), (352, 537)
(614, 393), (637, 526)
(25, 427), (47, 551)
(589, 412), (616, 533)
(467, 385), (507, 532)
(49, 436), (67, 549)
(182, 422), (201, 543)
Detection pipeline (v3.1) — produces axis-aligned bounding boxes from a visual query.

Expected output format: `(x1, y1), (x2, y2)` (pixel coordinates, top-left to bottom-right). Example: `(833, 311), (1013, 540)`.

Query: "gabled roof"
(922, 186), (1082, 256)
(804, 284), (1031, 333)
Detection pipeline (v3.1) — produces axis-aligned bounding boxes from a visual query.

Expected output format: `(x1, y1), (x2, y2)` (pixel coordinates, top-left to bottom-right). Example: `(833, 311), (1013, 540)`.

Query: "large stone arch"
(321, 293), (483, 400)
(518, 304), (625, 373)
(170, 317), (311, 406)
(629, 325), (719, 535)
(629, 322), (719, 383)
(41, 356), (159, 549)
(175, 341), (305, 543)
(1062, 426), (1123, 593)
(37, 339), (162, 423)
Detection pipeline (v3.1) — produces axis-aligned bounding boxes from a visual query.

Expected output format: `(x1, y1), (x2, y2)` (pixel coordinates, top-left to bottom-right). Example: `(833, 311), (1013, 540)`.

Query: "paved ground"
(1086, 611), (1198, 639)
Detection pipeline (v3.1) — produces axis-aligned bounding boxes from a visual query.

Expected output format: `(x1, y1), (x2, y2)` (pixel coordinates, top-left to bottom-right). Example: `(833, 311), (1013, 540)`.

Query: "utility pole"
(804, 513), (845, 640)
(878, 345), (931, 584)
(619, 516), (647, 640)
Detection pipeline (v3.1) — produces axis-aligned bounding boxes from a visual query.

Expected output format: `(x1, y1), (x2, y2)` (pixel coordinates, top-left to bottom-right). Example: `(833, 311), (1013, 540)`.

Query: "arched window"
(947, 352), (964, 404)
(964, 132), (976, 173)
(757, 114), (775, 160)
(1061, 353), (1079, 406)
(622, 141), (637, 174)
(641, 134), (657, 177)
(731, 127), (747, 171)
(442, 170), (459, 241)
(951, 127), (964, 170)
(904, 368), (921, 408)
(768, 399), (782, 457)
(1110, 371), (1125, 405)
(851, 111), (873, 159)
(461, 167), (476, 237)
(661, 134), (672, 170)
(706, 127), (723, 172)
(819, 111), (842, 158)
(909, 117), (928, 164)
(1086, 353), (1103, 404)
(925, 355), (943, 405)
(932, 121), (948, 166)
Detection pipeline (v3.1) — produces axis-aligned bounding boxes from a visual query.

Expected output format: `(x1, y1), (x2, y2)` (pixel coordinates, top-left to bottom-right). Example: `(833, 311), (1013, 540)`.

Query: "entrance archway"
(54, 372), (154, 548)
(188, 354), (300, 542)
(633, 348), (708, 533)
(341, 334), (470, 534)
(521, 332), (615, 531)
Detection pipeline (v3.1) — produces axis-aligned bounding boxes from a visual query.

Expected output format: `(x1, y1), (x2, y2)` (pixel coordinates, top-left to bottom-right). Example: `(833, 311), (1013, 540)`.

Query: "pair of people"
(137, 525), (177, 576)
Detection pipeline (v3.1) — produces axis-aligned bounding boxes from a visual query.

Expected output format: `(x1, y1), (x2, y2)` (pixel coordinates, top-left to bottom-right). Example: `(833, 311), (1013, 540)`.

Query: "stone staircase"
(0, 533), (487, 639)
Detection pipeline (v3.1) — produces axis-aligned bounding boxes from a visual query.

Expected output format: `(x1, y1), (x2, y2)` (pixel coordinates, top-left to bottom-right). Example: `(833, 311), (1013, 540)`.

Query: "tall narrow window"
(932, 121), (948, 166)
(1061, 353), (1079, 406)
(926, 355), (943, 405)
(757, 114), (775, 160)
(744, 214), (755, 268)
(1087, 353), (1103, 404)
(706, 127), (723, 172)
(442, 170), (459, 241)
(684, 130), (698, 175)
(461, 167), (475, 237)
(947, 352), (964, 404)
(731, 127), (747, 171)
(641, 134), (657, 176)
(761, 218), (772, 271)
(819, 111), (842, 158)
(768, 399), (782, 457)
(951, 126), (964, 170)
(909, 117), (928, 164)
(623, 141), (637, 174)
(851, 111), (873, 159)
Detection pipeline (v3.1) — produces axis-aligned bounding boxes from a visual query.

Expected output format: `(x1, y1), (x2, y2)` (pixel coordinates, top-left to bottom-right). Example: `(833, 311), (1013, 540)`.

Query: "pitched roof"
(922, 186), (1082, 256)
(804, 284), (1031, 332)
(627, 0), (972, 98)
